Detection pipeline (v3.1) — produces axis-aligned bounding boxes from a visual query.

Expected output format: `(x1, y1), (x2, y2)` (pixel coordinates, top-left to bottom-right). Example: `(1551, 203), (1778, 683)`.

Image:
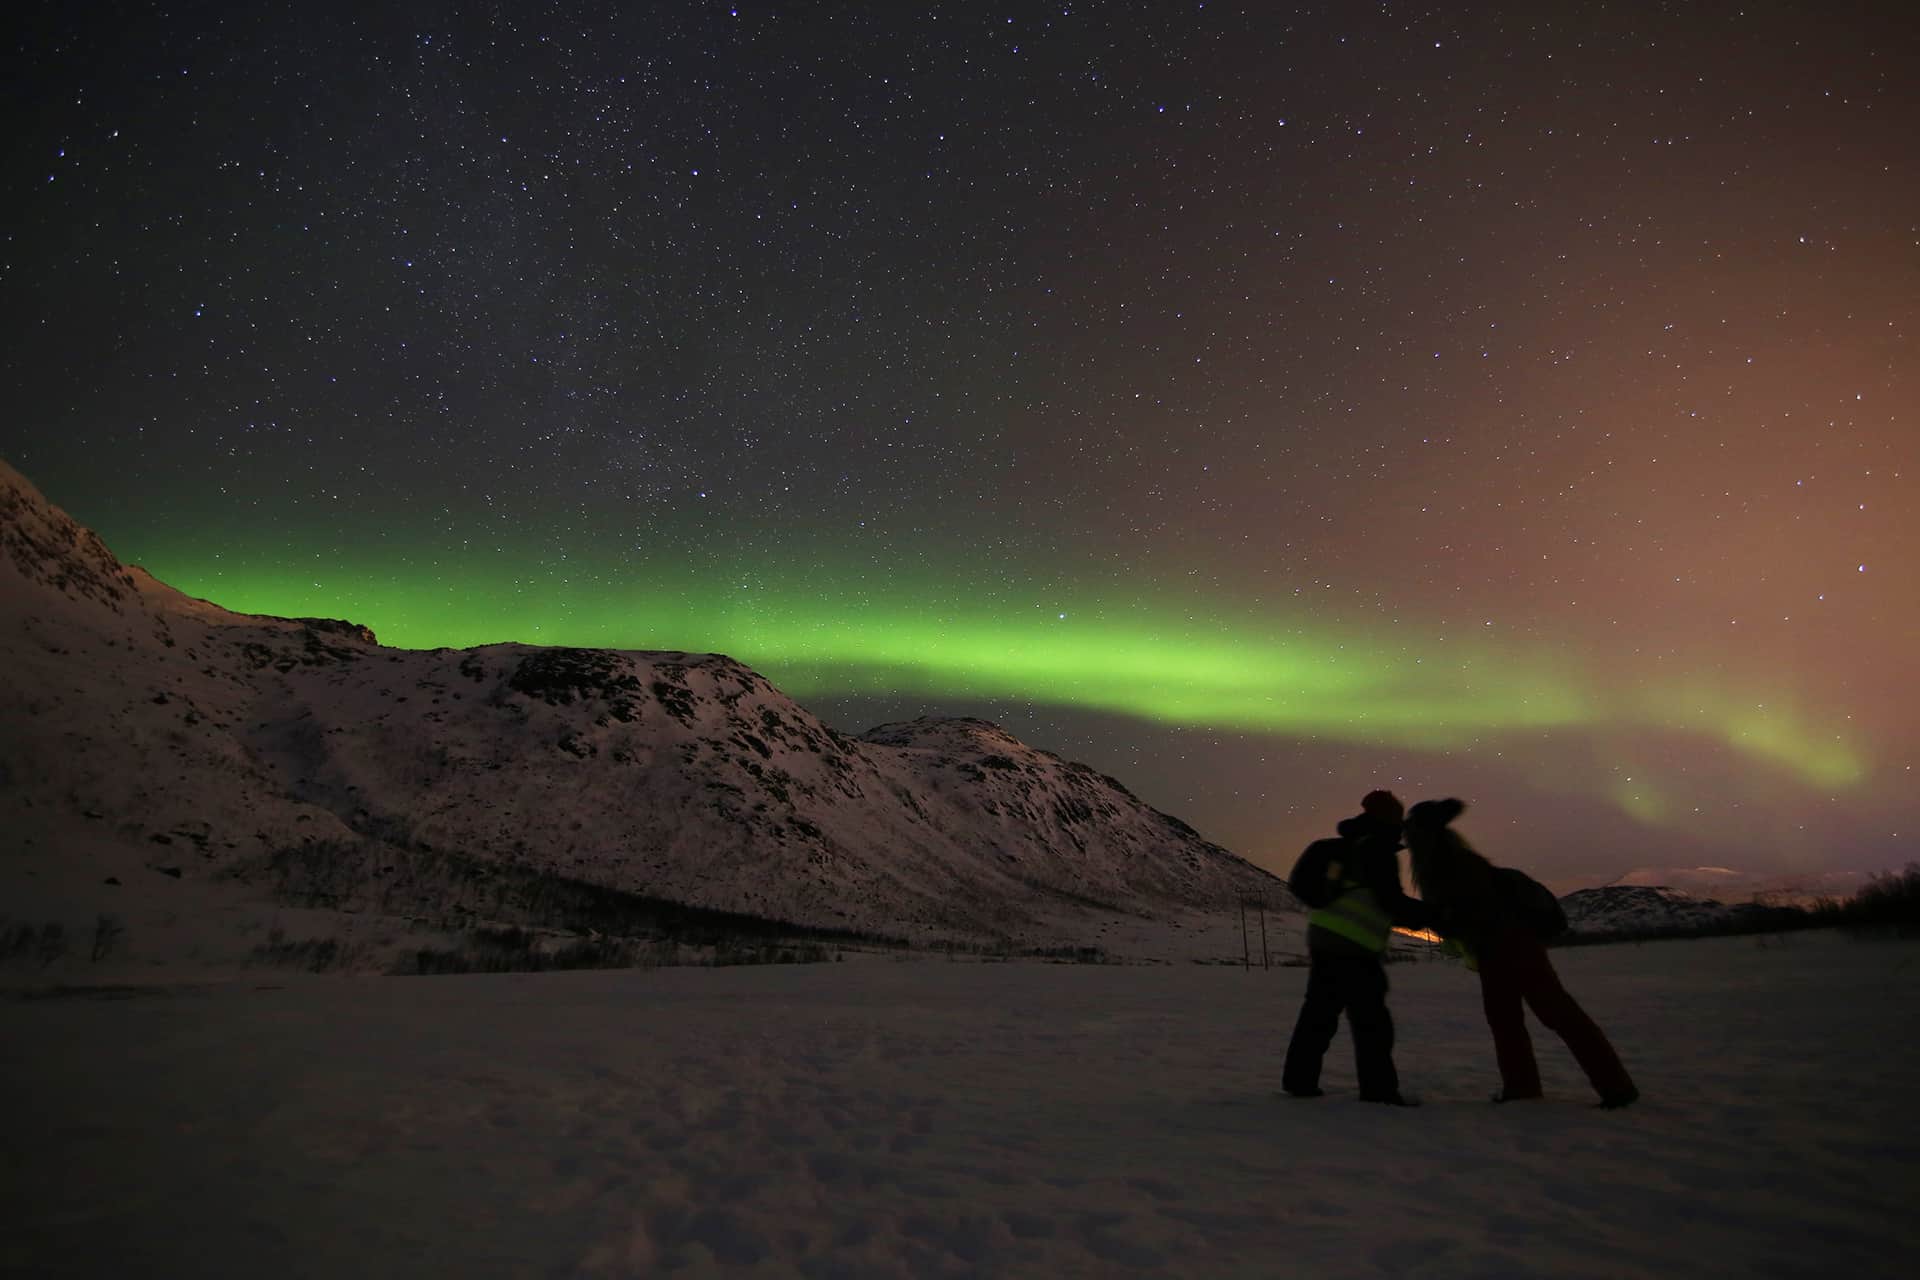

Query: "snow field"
(3, 931), (1916, 1278)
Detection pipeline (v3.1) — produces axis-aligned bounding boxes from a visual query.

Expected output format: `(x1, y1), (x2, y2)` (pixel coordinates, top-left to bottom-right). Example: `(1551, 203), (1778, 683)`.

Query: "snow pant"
(1282, 951), (1399, 1099)
(1478, 930), (1634, 1100)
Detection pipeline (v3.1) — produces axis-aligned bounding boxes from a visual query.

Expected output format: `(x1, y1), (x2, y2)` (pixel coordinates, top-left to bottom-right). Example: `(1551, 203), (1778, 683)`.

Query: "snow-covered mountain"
(1559, 885), (1800, 939)
(1608, 866), (1866, 907)
(1561, 886), (1735, 936)
(0, 459), (1287, 968)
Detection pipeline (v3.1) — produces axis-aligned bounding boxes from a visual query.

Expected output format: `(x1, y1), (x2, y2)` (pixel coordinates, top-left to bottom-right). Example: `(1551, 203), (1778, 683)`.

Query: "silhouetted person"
(1281, 790), (1428, 1105)
(1404, 798), (1639, 1109)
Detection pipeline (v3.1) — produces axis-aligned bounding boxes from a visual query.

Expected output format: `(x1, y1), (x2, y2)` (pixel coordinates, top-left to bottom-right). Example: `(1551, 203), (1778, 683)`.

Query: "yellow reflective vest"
(1308, 881), (1391, 953)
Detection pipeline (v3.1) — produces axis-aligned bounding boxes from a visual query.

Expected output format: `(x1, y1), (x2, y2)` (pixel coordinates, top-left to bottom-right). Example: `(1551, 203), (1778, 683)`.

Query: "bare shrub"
(0, 921), (44, 965)
(90, 914), (125, 963)
(1843, 862), (1920, 935)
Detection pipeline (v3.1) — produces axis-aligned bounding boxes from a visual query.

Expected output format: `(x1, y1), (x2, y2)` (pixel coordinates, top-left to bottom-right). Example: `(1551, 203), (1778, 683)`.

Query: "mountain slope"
(0, 459), (1287, 967)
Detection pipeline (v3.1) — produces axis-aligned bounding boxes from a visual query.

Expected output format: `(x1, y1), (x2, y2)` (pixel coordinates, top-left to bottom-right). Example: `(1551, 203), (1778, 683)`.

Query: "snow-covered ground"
(4, 932), (1916, 1278)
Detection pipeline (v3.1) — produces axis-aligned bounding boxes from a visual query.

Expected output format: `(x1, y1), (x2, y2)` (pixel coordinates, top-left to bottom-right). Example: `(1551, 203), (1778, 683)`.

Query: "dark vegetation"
(227, 837), (908, 975)
(401, 928), (839, 975)
(923, 937), (1113, 964)
(250, 930), (352, 972)
(0, 915), (125, 968)
(1821, 862), (1920, 935)
(0, 920), (70, 967)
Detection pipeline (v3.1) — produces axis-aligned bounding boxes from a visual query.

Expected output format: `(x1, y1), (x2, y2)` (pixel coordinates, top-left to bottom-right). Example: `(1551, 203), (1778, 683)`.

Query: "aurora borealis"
(3, 3), (1913, 884)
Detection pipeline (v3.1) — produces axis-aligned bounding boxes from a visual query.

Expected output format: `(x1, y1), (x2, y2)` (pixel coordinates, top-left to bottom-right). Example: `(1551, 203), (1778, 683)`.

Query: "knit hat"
(1360, 789), (1404, 826)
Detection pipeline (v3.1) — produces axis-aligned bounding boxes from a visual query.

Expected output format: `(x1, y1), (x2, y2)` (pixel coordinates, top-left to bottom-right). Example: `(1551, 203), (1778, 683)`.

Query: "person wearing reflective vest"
(1281, 790), (1430, 1105)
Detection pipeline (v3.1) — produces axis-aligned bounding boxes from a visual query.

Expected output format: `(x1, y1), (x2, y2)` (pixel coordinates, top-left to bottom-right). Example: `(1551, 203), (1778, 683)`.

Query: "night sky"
(5, 2), (1915, 885)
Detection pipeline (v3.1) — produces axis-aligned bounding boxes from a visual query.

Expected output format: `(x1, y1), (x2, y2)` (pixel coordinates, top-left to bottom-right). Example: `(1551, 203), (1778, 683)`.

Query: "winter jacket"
(1422, 855), (1502, 949)
(1289, 817), (1430, 956)
(1427, 863), (1566, 951)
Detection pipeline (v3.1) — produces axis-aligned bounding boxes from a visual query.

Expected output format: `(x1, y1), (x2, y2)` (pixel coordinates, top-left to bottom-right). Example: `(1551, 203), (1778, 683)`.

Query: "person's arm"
(1384, 884), (1431, 930)
(1367, 846), (1431, 929)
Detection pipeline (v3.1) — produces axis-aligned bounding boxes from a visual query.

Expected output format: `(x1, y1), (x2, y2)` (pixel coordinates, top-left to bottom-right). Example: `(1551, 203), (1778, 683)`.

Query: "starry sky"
(4, 2), (1915, 887)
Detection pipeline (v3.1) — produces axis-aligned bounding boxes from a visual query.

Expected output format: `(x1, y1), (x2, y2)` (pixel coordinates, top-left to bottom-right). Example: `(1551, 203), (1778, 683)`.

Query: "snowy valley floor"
(4, 931), (1917, 1279)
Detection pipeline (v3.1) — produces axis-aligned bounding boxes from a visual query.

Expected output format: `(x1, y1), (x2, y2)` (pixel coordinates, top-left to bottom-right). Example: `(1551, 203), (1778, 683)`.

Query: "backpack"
(1494, 866), (1568, 939)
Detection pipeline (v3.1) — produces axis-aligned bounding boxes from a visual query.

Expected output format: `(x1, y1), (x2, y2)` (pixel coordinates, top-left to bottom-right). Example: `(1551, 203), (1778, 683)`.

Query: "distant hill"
(1559, 884), (1802, 941)
(0, 459), (1288, 973)
(1607, 866), (1868, 907)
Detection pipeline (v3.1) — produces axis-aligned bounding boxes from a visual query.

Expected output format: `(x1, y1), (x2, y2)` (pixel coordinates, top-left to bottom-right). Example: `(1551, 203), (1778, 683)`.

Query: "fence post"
(1240, 898), (1250, 971)
(1258, 896), (1269, 970)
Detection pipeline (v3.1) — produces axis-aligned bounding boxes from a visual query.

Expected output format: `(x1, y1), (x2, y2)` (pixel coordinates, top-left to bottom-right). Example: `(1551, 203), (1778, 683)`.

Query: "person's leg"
(1479, 938), (1542, 1099)
(1282, 955), (1345, 1095)
(1511, 936), (1636, 1102)
(1344, 957), (1403, 1101)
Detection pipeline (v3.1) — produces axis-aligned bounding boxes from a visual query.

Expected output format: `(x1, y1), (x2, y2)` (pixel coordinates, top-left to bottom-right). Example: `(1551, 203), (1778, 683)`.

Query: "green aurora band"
(148, 553), (1866, 794)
